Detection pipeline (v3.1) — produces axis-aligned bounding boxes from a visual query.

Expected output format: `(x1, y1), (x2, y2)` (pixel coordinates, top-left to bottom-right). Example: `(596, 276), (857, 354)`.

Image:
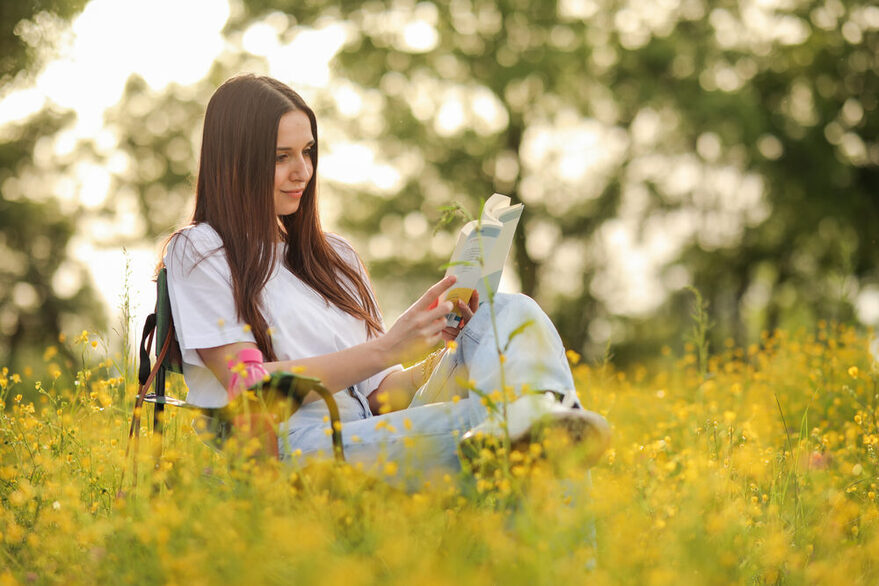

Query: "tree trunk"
(505, 121), (539, 297)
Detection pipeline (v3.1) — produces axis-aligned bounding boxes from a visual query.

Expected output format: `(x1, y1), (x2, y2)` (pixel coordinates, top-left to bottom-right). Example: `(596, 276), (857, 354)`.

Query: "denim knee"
(491, 293), (544, 321)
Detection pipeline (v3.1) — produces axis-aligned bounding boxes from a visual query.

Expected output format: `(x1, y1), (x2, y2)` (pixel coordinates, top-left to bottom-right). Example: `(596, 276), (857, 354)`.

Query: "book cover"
(443, 194), (523, 327)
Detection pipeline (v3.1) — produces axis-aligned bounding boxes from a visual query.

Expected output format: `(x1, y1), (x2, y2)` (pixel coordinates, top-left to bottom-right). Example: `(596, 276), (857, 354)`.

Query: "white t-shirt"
(164, 223), (400, 408)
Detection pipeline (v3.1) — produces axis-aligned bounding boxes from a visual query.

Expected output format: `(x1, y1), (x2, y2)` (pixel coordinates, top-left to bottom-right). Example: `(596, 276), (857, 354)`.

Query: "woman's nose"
(290, 156), (311, 180)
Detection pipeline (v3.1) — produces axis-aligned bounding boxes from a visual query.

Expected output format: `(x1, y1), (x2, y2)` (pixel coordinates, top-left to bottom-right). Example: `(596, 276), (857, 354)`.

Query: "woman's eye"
(276, 153), (288, 162)
(303, 148), (313, 157)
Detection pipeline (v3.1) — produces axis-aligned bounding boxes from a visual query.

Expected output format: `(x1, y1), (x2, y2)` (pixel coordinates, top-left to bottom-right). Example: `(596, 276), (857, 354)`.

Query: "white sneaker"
(460, 392), (611, 466)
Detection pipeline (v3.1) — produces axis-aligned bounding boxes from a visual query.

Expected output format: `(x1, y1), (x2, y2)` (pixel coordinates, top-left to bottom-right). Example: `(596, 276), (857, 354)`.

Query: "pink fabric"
(226, 348), (269, 400)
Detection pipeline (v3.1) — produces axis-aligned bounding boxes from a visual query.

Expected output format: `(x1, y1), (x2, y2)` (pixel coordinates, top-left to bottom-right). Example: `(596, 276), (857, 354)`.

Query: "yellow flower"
(565, 349), (581, 365)
(446, 340), (458, 353)
(43, 346), (58, 361)
(849, 366), (859, 379)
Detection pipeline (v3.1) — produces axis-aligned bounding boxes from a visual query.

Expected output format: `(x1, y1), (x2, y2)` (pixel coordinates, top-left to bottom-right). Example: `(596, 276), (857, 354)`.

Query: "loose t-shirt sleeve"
(164, 225), (256, 368)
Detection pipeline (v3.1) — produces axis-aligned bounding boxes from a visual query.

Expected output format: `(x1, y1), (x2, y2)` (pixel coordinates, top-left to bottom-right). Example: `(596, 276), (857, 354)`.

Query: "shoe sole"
(514, 410), (610, 462)
(460, 410), (611, 467)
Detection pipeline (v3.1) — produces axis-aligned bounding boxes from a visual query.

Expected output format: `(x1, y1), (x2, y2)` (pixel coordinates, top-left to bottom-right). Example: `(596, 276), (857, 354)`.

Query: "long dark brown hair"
(170, 74), (383, 361)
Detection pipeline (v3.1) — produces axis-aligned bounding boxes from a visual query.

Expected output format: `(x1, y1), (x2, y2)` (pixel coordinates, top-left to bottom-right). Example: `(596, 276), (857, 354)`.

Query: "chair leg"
(153, 369), (166, 434)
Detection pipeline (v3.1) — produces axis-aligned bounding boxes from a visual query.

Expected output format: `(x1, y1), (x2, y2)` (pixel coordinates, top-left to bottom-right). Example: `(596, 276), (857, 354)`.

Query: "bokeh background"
(1, 0), (877, 372)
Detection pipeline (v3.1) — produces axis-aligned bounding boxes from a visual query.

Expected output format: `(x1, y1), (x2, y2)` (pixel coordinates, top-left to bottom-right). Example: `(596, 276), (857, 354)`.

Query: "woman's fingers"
(385, 276), (463, 361)
(421, 315), (449, 337)
(417, 275), (457, 310)
(468, 290), (479, 313)
(429, 301), (454, 322)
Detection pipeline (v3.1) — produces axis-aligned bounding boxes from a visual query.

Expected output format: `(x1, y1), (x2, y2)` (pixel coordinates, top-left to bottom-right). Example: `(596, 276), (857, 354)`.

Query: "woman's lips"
(283, 189), (303, 198)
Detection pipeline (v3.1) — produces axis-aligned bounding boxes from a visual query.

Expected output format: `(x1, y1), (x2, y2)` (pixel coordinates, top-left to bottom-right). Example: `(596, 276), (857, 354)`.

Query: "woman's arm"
(198, 275), (458, 400)
(197, 337), (393, 404)
(365, 293), (479, 414)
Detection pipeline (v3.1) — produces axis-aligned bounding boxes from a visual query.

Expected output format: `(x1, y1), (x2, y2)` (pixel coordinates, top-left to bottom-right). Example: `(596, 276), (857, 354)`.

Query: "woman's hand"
(377, 275), (456, 365)
(442, 290), (479, 342)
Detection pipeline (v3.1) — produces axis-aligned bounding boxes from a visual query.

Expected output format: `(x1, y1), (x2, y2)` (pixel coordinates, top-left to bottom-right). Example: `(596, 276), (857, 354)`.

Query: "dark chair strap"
(138, 313), (157, 386)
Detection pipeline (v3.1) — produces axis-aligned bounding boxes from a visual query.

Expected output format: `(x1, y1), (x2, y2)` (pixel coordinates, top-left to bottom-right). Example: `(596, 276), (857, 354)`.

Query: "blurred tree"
(0, 113), (105, 370)
(11, 0), (874, 371)
(668, 2), (879, 343)
(0, 1), (102, 370)
(100, 76), (214, 244)
(230, 0), (621, 334)
(1, 0), (88, 86)
(226, 0), (877, 361)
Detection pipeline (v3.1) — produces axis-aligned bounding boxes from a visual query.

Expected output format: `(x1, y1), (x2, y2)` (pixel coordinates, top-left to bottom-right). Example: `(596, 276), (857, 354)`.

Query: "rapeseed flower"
(3, 323), (879, 583)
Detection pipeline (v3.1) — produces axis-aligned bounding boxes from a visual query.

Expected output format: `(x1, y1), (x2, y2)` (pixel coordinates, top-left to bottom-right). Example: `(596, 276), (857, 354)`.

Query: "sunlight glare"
(76, 162), (112, 209)
(267, 24), (349, 88)
(242, 22), (280, 56)
(321, 143), (402, 193)
(401, 20), (438, 53)
(0, 88), (47, 129)
(32, 0), (229, 137)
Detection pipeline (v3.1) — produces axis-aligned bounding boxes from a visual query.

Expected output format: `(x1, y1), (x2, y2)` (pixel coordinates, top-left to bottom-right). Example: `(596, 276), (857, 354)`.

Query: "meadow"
(1, 320), (877, 585)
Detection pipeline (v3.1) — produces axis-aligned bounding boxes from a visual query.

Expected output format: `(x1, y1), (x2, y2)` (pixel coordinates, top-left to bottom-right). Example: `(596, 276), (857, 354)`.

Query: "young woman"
(164, 74), (608, 482)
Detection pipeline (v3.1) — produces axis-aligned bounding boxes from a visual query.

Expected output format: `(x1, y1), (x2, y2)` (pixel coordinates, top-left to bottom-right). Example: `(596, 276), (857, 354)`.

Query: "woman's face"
(274, 109), (315, 217)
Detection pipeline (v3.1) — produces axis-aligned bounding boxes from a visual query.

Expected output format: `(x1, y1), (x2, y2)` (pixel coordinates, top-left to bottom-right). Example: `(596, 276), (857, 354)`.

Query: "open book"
(443, 193), (524, 327)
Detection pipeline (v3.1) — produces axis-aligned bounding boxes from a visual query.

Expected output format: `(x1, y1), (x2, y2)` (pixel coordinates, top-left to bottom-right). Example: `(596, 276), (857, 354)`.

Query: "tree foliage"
(0, 1), (101, 369)
(0, 0), (88, 86)
(230, 0), (878, 359)
(3, 0), (877, 368)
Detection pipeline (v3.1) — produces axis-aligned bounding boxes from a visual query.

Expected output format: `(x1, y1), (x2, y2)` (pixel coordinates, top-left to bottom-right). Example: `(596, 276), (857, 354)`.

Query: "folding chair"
(127, 268), (345, 464)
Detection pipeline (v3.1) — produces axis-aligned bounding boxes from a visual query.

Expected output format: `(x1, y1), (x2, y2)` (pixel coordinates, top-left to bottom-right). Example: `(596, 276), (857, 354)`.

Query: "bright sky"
(1, 0), (228, 134)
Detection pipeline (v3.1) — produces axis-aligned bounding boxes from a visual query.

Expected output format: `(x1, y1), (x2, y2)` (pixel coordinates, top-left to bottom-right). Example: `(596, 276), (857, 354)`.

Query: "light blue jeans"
(279, 293), (581, 485)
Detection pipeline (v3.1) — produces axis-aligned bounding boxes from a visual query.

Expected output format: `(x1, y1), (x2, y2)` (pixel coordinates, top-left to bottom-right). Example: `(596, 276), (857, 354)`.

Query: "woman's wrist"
(365, 335), (396, 373)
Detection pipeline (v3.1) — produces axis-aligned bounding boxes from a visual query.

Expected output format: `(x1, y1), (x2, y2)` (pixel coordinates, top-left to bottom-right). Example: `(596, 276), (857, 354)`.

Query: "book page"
(443, 224), (501, 326)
